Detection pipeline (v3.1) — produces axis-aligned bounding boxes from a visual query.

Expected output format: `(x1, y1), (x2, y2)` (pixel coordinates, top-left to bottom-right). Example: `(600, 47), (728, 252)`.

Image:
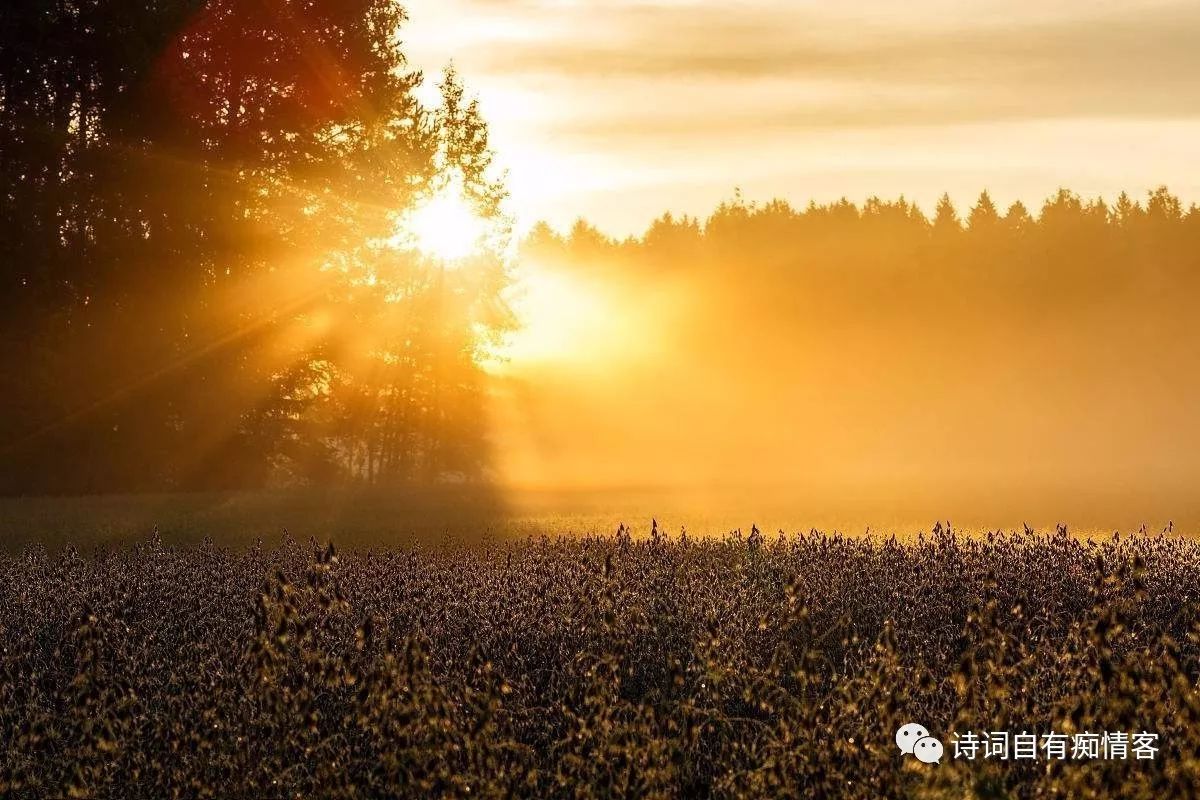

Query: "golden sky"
(402, 0), (1200, 236)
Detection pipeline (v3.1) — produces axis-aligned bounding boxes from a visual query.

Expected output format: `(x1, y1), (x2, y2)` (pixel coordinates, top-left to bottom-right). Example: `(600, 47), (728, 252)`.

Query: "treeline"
(532, 187), (1200, 305)
(525, 186), (1200, 372)
(510, 188), (1200, 496)
(0, 1), (511, 495)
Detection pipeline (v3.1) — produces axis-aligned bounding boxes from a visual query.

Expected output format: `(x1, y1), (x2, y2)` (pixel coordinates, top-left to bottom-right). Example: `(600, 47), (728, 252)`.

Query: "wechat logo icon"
(896, 722), (943, 765)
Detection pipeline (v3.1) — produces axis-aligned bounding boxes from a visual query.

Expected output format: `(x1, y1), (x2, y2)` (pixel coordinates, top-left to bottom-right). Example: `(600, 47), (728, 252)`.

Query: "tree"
(967, 191), (1000, 232)
(1003, 201), (1033, 232)
(0, 0), (512, 492)
(932, 193), (961, 236)
(1113, 192), (1144, 227)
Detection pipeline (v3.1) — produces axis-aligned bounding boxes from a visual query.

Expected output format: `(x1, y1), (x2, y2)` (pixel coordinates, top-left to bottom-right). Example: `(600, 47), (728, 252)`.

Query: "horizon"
(510, 184), (1196, 241)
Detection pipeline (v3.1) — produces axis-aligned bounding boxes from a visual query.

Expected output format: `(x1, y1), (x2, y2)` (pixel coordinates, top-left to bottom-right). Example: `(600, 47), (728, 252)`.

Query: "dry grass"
(2, 524), (1199, 798)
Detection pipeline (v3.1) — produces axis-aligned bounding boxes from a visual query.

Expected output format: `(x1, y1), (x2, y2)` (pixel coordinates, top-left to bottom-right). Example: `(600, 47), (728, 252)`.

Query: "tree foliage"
(0, 1), (511, 493)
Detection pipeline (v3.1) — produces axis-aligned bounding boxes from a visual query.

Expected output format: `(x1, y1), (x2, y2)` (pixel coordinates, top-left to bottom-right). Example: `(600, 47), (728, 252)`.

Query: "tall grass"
(2, 524), (1198, 797)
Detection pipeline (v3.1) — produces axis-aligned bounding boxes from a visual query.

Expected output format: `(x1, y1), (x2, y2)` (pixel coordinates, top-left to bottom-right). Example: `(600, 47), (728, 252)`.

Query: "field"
(3, 525), (1199, 798)
(1, 486), (1191, 553)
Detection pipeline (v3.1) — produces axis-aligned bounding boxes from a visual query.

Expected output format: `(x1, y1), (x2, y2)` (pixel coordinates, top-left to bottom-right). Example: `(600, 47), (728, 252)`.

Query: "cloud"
(472, 2), (1200, 125)
(402, 0), (1200, 234)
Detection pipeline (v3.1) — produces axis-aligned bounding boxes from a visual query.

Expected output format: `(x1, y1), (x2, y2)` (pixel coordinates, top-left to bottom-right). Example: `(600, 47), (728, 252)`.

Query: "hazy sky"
(402, 0), (1200, 236)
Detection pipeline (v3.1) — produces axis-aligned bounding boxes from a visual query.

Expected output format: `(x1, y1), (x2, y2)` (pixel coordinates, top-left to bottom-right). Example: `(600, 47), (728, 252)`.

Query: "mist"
(487, 193), (1200, 534)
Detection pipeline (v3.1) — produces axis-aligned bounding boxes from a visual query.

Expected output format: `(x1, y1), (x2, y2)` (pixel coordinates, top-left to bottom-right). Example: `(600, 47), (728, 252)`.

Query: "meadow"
(2, 524), (1198, 798)
(1, 486), (1188, 553)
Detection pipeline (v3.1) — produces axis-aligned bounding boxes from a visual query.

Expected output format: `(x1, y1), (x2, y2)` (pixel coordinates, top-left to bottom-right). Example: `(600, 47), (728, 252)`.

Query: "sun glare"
(489, 263), (613, 369)
(403, 181), (490, 264)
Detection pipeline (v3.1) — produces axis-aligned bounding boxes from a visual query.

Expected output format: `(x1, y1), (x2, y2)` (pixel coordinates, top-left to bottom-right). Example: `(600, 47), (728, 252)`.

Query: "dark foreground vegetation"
(3, 525), (1199, 798)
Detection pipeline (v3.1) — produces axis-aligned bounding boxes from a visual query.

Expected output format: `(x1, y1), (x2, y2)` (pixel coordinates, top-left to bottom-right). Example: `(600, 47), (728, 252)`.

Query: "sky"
(400, 0), (1200, 237)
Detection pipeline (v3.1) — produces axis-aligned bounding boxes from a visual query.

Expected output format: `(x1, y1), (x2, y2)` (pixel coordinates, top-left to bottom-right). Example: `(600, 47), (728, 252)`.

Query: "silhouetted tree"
(932, 193), (962, 236)
(0, 1), (511, 493)
(968, 191), (1000, 232)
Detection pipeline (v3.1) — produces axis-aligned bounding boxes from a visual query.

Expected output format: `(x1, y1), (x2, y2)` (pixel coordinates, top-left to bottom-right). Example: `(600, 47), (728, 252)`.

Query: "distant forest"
(4, 3), (1200, 497)
(509, 189), (1200, 498)
(525, 186), (1200, 362)
(532, 186), (1200, 308)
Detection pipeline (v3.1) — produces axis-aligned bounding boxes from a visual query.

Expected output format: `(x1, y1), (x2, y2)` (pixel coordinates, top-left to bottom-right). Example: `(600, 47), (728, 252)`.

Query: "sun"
(403, 180), (490, 264)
